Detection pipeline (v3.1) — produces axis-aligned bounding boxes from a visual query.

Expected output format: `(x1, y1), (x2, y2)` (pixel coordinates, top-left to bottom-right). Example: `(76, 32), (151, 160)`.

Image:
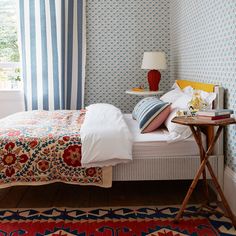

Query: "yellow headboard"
(176, 80), (215, 92)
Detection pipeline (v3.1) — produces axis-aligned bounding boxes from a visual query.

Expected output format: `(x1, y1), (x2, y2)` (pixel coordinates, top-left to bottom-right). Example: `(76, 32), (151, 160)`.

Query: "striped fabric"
(132, 97), (170, 132)
(18, 0), (85, 110)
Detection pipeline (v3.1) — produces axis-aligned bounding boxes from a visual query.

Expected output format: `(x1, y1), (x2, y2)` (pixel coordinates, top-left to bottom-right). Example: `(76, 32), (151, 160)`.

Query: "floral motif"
(58, 140), (64, 145)
(37, 160), (50, 172)
(5, 142), (15, 151)
(1, 142), (29, 177)
(19, 154), (28, 163)
(63, 145), (81, 167)
(85, 168), (97, 177)
(0, 110), (107, 187)
(29, 140), (38, 149)
(43, 148), (50, 155)
(5, 167), (15, 177)
(63, 136), (70, 142)
(3, 153), (16, 166)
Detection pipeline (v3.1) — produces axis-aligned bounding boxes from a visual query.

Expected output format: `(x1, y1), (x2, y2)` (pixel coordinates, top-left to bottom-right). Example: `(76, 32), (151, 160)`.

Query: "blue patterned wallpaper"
(85, 1), (235, 171)
(85, 0), (171, 113)
(170, 0), (236, 171)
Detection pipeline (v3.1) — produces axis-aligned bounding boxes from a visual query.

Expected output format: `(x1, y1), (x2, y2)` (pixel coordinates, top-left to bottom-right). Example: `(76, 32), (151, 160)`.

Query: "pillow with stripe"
(132, 97), (171, 133)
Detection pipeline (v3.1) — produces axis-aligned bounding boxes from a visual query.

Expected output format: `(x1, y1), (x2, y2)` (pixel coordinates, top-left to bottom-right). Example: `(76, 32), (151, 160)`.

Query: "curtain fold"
(18, 0), (85, 110)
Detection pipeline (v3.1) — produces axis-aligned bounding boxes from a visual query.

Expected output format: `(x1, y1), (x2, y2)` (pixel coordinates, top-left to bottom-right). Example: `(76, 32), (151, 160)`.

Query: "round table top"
(171, 116), (236, 126)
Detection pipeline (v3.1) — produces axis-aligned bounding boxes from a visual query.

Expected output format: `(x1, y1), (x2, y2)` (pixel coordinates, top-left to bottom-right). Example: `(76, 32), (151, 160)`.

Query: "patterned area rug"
(0, 206), (235, 235)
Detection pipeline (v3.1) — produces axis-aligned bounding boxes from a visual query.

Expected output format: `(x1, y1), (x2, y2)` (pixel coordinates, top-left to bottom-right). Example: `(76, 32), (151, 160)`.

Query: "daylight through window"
(0, 0), (21, 90)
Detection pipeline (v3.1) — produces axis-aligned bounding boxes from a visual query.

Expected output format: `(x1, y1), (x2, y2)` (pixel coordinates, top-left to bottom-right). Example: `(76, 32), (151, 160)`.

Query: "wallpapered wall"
(170, 0), (236, 172)
(85, 0), (171, 113)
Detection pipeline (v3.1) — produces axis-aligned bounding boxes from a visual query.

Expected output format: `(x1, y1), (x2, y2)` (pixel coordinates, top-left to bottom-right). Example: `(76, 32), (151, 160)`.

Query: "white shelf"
(126, 89), (164, 96)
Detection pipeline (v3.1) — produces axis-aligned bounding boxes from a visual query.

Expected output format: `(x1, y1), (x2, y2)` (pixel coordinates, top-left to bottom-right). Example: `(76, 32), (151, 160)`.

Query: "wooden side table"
(171, 116), (236, 226)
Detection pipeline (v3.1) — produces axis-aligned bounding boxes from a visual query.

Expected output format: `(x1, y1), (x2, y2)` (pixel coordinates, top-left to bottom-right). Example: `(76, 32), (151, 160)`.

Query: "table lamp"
(141, 52), (167, 91)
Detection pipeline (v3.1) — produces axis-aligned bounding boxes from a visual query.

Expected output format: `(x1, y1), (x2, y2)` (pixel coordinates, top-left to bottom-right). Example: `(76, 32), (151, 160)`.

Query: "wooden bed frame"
(113, 80), (224, 189)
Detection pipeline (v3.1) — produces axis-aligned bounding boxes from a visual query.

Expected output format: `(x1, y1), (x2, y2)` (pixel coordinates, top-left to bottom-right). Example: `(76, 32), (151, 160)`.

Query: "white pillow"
(160, 87), (184, 104)
(165, 108), (192, 142)
(165, 94), (192, 142)
(170, 93), (192, 110)
(164, 84), (216, 142)
(86, 103), (121, 112)
(162, 85), (193, 142)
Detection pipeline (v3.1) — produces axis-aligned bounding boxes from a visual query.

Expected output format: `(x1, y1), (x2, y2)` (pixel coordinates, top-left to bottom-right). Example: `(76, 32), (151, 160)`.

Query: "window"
(0, 0), (21, 90)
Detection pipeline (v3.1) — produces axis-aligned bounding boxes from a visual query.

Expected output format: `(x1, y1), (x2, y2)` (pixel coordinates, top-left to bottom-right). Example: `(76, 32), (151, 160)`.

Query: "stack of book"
(196, 109), (234, 120)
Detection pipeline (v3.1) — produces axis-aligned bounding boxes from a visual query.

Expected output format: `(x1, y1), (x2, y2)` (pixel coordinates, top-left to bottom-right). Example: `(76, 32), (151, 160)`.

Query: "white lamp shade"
(141, 52), (167, 70)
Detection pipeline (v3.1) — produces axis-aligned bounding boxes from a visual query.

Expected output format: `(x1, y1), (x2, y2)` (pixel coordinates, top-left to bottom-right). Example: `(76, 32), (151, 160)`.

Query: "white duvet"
(80, 103), (133, 167)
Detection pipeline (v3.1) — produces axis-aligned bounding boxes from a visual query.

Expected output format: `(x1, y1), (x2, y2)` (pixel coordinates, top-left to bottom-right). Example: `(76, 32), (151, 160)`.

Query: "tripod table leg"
(175, 157), (208, 221)
(175, 126), (223, 222)
(196, 126), (209, 202)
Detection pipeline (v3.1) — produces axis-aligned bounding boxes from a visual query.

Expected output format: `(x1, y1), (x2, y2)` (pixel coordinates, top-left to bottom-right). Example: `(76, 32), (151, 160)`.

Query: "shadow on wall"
(0, 90), (24, 118)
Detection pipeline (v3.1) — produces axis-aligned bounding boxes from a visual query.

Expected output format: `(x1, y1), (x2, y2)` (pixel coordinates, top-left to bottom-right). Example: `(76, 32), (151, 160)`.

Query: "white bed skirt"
(113, 154), (224, 188)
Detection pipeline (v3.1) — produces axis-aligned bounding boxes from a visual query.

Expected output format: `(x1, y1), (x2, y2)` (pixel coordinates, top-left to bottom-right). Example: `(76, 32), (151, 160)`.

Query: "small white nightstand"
(126, 89), (164, 96)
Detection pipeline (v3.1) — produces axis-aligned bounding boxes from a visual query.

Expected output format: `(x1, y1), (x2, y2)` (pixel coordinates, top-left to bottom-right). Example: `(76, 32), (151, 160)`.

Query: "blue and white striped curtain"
(18, 0), (85, 110)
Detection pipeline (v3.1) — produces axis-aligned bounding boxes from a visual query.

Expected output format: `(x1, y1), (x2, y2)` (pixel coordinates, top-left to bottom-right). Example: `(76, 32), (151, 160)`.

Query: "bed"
(0, 80), (224, 189)
(113, 80), (224, 189)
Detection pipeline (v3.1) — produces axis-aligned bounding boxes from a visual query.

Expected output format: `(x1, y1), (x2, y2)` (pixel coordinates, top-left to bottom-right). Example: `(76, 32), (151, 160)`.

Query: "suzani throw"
(0, 110), (112, 188)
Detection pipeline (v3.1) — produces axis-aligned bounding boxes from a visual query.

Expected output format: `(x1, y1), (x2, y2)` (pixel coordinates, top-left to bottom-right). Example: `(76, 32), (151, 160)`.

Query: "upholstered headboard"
(176, 80), (215, 92)
(176, 80), (224, 156)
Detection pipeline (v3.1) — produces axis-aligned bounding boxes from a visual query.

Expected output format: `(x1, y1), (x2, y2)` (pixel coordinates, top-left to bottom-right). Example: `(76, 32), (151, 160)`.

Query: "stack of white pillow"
(160, 83), (216, 142)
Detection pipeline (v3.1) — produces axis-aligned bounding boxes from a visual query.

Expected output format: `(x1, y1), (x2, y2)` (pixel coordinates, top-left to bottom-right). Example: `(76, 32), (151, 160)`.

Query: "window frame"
(0, 62), (22, 91)
(0, 0), (21, 91)
(0, 62), (20, 68)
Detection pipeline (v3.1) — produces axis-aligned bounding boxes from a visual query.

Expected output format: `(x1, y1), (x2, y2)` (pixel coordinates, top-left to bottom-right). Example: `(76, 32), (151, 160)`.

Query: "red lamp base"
(147, 70), (161, 91)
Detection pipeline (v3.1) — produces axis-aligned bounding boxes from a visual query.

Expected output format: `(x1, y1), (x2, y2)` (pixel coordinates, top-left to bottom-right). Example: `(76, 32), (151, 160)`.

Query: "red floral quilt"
(0, 110), (112, 188)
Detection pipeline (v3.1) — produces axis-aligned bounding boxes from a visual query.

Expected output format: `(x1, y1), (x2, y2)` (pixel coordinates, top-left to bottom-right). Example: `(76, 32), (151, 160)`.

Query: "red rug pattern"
(0, 206), (235, 235)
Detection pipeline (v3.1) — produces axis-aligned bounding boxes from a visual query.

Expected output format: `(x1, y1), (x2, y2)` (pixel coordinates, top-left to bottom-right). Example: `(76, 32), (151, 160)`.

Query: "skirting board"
(224, 166), (236, 215)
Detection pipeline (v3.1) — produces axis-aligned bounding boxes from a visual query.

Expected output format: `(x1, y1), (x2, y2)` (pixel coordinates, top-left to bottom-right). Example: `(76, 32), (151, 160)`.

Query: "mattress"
(124, 114), (205, 158)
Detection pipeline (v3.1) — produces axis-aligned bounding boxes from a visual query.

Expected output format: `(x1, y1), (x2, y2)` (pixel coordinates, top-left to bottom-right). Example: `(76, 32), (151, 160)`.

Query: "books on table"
(196, 114), (231, 120)
(196, 109), (234, 116)
(196, 109), (234, 120)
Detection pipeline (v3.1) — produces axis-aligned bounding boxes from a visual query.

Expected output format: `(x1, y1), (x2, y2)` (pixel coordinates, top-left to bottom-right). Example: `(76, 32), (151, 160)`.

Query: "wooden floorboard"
(0, 186), (28, 208)
(0, 187), (10, 202)
(88, 186), (110, 208)
(0, 180), (216, 209)
(17, 183), (60, 208)
(53, 184), (91, 208)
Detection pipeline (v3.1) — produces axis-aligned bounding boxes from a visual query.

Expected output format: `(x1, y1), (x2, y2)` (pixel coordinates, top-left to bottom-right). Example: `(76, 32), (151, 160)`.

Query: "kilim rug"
(0, 206), (235, 236)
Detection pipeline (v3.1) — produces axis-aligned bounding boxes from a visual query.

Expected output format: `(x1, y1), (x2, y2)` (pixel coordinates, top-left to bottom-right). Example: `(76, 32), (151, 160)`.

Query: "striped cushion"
(132, 97), (170, 133)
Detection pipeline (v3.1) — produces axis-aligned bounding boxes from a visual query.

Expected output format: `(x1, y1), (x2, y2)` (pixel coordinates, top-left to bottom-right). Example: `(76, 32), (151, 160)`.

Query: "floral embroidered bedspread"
(0, 110), (112, 188)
